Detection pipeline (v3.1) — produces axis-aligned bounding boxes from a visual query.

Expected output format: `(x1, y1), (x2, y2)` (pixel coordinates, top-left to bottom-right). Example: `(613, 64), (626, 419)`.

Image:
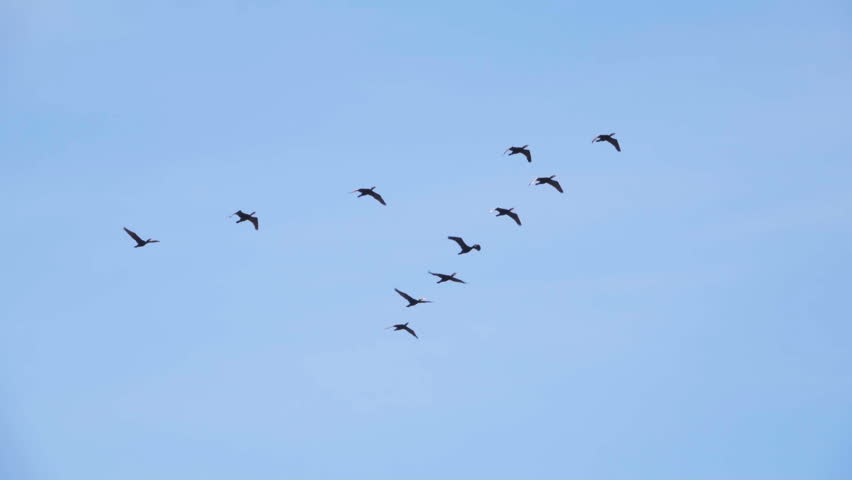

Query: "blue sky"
(2, 0), (851, 478)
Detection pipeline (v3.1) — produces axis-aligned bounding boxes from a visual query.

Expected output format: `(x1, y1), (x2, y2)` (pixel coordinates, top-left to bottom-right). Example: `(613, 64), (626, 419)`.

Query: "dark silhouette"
(232, 210), (259, 230)
(428, 271), (466, 284)
(491, 207), (522, 226)
(387, 322), (418, 339)
(592, 133), (621, 152)
(123, 227), (159, 248)
(530, 175), (563, 193)
(351, 187), (386, 205)
(504, 145), (532, 163)
(395, 288), (432, 307)
(448, 236), (481, 255)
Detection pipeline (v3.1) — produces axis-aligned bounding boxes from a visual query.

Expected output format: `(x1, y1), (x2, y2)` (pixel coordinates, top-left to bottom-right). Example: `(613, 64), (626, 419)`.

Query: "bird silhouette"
(351, 186), (386, 205)
(504, 145), (532, 163)
(428, 271), (466, 284)
(395, 288), (432, 307)
(491, 207), (522, 226)
(530, 175), (563, 193)
(232, 210), (259, 230)
(387, 322), (418, 338)
(448, 236), (481, 255)
(123, 227), (159, 248)
(592, 133), (621, 152)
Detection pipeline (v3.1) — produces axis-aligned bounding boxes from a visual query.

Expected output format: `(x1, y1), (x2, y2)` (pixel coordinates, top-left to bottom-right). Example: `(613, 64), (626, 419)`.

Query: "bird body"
(351, 186), (386, 205)
(448, 236), (481, 255)
(428, 271), (466, 284)
(395, 288), (432, 307)
(593, 133), (621, 152)
(232, 210), (259, 230)
(504, 145), (532, 163)
(387, 322), (418, 338)
(123, 227), (159, 248)
(491, 207), (522, 226)
(530, 175), (563, 193)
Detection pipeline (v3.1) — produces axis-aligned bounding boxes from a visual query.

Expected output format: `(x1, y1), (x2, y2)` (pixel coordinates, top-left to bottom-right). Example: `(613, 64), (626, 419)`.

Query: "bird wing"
(449, 276), (466, 284)
(403, 325), (418, 338)
(504, 147), (512, 155)
(507, 211), (522, 225)
(546, 178), (564, 193)
(607, 137), (621, 151)
(448, 236), (467, 249)
(249, 216), (259, 230)
(521, 149), (532, 162)
(428, 271), (443, 278)
(395, 288), (416, 303)
(367, 190), (386, 205)
(123, 227), (143, 243)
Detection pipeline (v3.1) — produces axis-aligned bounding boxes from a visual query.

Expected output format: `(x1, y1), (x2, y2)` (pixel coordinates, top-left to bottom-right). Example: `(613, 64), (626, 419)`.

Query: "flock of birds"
(122, 133), (622, 339)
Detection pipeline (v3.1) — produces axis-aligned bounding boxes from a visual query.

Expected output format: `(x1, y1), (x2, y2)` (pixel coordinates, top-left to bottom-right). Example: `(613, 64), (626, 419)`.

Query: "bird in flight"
(428, 271), (466, 284)
(351, 186), (386, 205)
(123, 227), (159, 248)
(504, 145), (532, 163)
(530, 175), (564, 193)
(490, 207), (522, 226)
(232, 210), (259, 230)
(592, 133), (621, 152)
(448, 236), (481, 255)
(387, 322), (418, 339)
(395, 288), (432, 307)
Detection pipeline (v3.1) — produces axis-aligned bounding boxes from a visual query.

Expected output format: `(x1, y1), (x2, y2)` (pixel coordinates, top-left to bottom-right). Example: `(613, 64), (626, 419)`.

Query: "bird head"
(473, 244), (481, 250)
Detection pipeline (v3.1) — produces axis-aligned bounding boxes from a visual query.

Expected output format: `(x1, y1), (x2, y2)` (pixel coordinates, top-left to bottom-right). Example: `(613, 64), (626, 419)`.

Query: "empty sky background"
(2, 0), (851, 478)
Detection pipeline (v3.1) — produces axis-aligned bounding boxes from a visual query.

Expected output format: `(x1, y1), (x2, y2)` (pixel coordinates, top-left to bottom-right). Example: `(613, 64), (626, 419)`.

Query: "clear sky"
(2, 0), (851, 479)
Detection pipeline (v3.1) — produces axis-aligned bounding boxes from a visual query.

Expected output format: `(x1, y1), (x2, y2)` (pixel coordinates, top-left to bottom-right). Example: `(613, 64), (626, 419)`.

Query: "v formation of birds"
(124, 135), (621, 339)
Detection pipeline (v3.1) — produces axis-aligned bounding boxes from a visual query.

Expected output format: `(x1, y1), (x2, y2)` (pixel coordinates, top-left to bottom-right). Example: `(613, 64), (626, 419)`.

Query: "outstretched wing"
(402, 325), (418, 338)
(449, 276), (466, 284)
(606, 137), (621, 151)
(123, 227), (143, 244)
(394, 288), (416, 303)
(521, 149), (532, 163)
(428, 271), (443, 279)
(448, 236), (467, 249)
(546, 178), (564, 193)
(507, 211), (522, 225)
(248, 216), (259, 230)
(367, 190), (386, 205)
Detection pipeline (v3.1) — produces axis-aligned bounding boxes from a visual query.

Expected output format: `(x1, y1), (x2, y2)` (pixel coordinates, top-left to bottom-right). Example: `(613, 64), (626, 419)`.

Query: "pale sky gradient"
(2, 1), (851, 479)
